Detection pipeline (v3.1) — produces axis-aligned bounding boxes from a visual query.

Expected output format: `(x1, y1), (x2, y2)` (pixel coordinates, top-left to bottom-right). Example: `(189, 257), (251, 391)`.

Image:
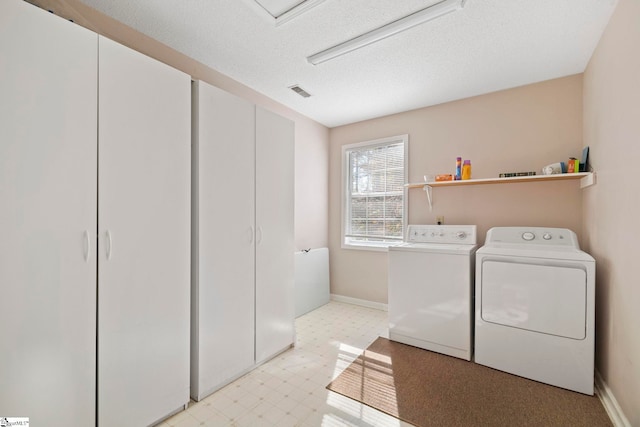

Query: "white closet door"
(191, 81), (255, 400)
(255, 106), (295, 363)
(98, 36), (191, 426)
(0, 1), (97, 426)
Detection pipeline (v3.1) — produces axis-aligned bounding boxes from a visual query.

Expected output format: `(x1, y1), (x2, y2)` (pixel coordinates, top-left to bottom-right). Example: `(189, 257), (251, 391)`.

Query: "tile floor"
(160, 301), (412, 427)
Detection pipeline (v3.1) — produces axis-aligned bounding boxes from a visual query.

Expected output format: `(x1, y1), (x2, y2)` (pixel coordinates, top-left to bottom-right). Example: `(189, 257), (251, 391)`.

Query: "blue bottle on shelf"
(455, 157), (462, 180)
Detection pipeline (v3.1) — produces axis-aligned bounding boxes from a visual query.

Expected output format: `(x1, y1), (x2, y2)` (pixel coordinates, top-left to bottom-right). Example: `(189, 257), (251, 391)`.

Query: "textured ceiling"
(76, 0), (617, 128)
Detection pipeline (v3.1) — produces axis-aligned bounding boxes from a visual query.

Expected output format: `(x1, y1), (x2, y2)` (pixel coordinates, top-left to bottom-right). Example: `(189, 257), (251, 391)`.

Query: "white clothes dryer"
(475, 227), (595, 395)
(389, 225), (477, 361)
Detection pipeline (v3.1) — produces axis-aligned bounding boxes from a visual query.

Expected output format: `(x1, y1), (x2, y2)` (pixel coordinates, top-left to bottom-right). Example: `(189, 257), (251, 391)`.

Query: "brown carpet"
(327, 337), (611, 427)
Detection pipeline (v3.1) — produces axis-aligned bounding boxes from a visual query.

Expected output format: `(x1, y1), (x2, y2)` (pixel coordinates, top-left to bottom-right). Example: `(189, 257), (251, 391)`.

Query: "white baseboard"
(330, 294), (388, 311)
(595, 370), (631, 427)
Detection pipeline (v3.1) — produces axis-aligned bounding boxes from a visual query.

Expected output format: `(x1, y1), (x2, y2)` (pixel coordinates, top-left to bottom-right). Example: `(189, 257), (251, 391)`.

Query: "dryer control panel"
(485, 227), (579, 249)
(406, 225), (477, 245)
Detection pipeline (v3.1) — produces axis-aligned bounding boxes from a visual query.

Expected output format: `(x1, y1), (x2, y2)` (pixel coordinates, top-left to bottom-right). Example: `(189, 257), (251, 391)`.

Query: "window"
(342, 135), (408, 249)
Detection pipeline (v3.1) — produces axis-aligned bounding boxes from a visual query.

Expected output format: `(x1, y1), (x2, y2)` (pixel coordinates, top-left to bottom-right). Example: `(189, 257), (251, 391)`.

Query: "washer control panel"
(406, 225), (477, 245)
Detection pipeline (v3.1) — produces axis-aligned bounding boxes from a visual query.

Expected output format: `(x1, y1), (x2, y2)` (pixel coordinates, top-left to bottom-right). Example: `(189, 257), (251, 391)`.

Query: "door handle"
(83, 230), (90, 262)
(248, 226), (254, 244)
(256, 226), (263, 244)
(105, 230), (113, 260)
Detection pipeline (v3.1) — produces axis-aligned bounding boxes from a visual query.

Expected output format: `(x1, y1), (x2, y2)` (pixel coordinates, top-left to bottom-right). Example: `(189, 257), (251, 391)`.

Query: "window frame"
(341, 134), (409, 251)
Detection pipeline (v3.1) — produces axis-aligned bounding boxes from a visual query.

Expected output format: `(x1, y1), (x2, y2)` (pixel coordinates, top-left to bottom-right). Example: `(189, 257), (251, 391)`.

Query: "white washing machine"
(388, 225), (477, 361)
(475, 227), (595, 395)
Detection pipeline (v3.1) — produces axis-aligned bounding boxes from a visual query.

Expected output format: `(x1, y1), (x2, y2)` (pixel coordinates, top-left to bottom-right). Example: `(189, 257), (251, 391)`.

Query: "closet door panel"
(192, 81), (255, 399)
(255, 106), (295, 363)
(0, 1), (97, 426)
(98, 36), (191, 426)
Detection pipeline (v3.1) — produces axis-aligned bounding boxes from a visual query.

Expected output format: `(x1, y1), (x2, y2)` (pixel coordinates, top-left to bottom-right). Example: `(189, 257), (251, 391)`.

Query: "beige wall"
(583, 0), (640, 423)
(329, 75), (584, 303)
(30, 0), (330, 251)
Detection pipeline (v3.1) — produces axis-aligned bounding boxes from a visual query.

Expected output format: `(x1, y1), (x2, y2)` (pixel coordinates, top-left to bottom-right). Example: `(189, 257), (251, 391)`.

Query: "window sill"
(342, 241), (398, 252)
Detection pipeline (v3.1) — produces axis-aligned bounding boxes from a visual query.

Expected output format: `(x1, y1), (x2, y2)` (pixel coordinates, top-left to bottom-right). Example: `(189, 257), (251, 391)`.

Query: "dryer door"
(480, 259), (587, 339)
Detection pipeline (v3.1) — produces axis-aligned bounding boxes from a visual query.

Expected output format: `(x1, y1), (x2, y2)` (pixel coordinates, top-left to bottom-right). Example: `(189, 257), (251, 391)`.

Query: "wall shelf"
(406, 172), (593, 188)
(406, 172), (595, 210)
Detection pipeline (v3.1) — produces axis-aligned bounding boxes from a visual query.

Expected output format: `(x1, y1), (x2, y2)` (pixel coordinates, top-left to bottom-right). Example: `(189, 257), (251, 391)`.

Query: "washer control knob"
(543, 233), (552, 240)
(456, 231), (467, 239)
(522, 232), (535, 241)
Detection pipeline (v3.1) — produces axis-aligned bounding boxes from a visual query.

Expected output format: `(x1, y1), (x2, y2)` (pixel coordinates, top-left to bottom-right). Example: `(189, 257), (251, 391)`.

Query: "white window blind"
(343, 135), (407, 248)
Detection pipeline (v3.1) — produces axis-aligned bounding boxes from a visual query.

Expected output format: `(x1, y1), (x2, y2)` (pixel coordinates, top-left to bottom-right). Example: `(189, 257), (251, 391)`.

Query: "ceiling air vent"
(289, 85), (312, 98)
